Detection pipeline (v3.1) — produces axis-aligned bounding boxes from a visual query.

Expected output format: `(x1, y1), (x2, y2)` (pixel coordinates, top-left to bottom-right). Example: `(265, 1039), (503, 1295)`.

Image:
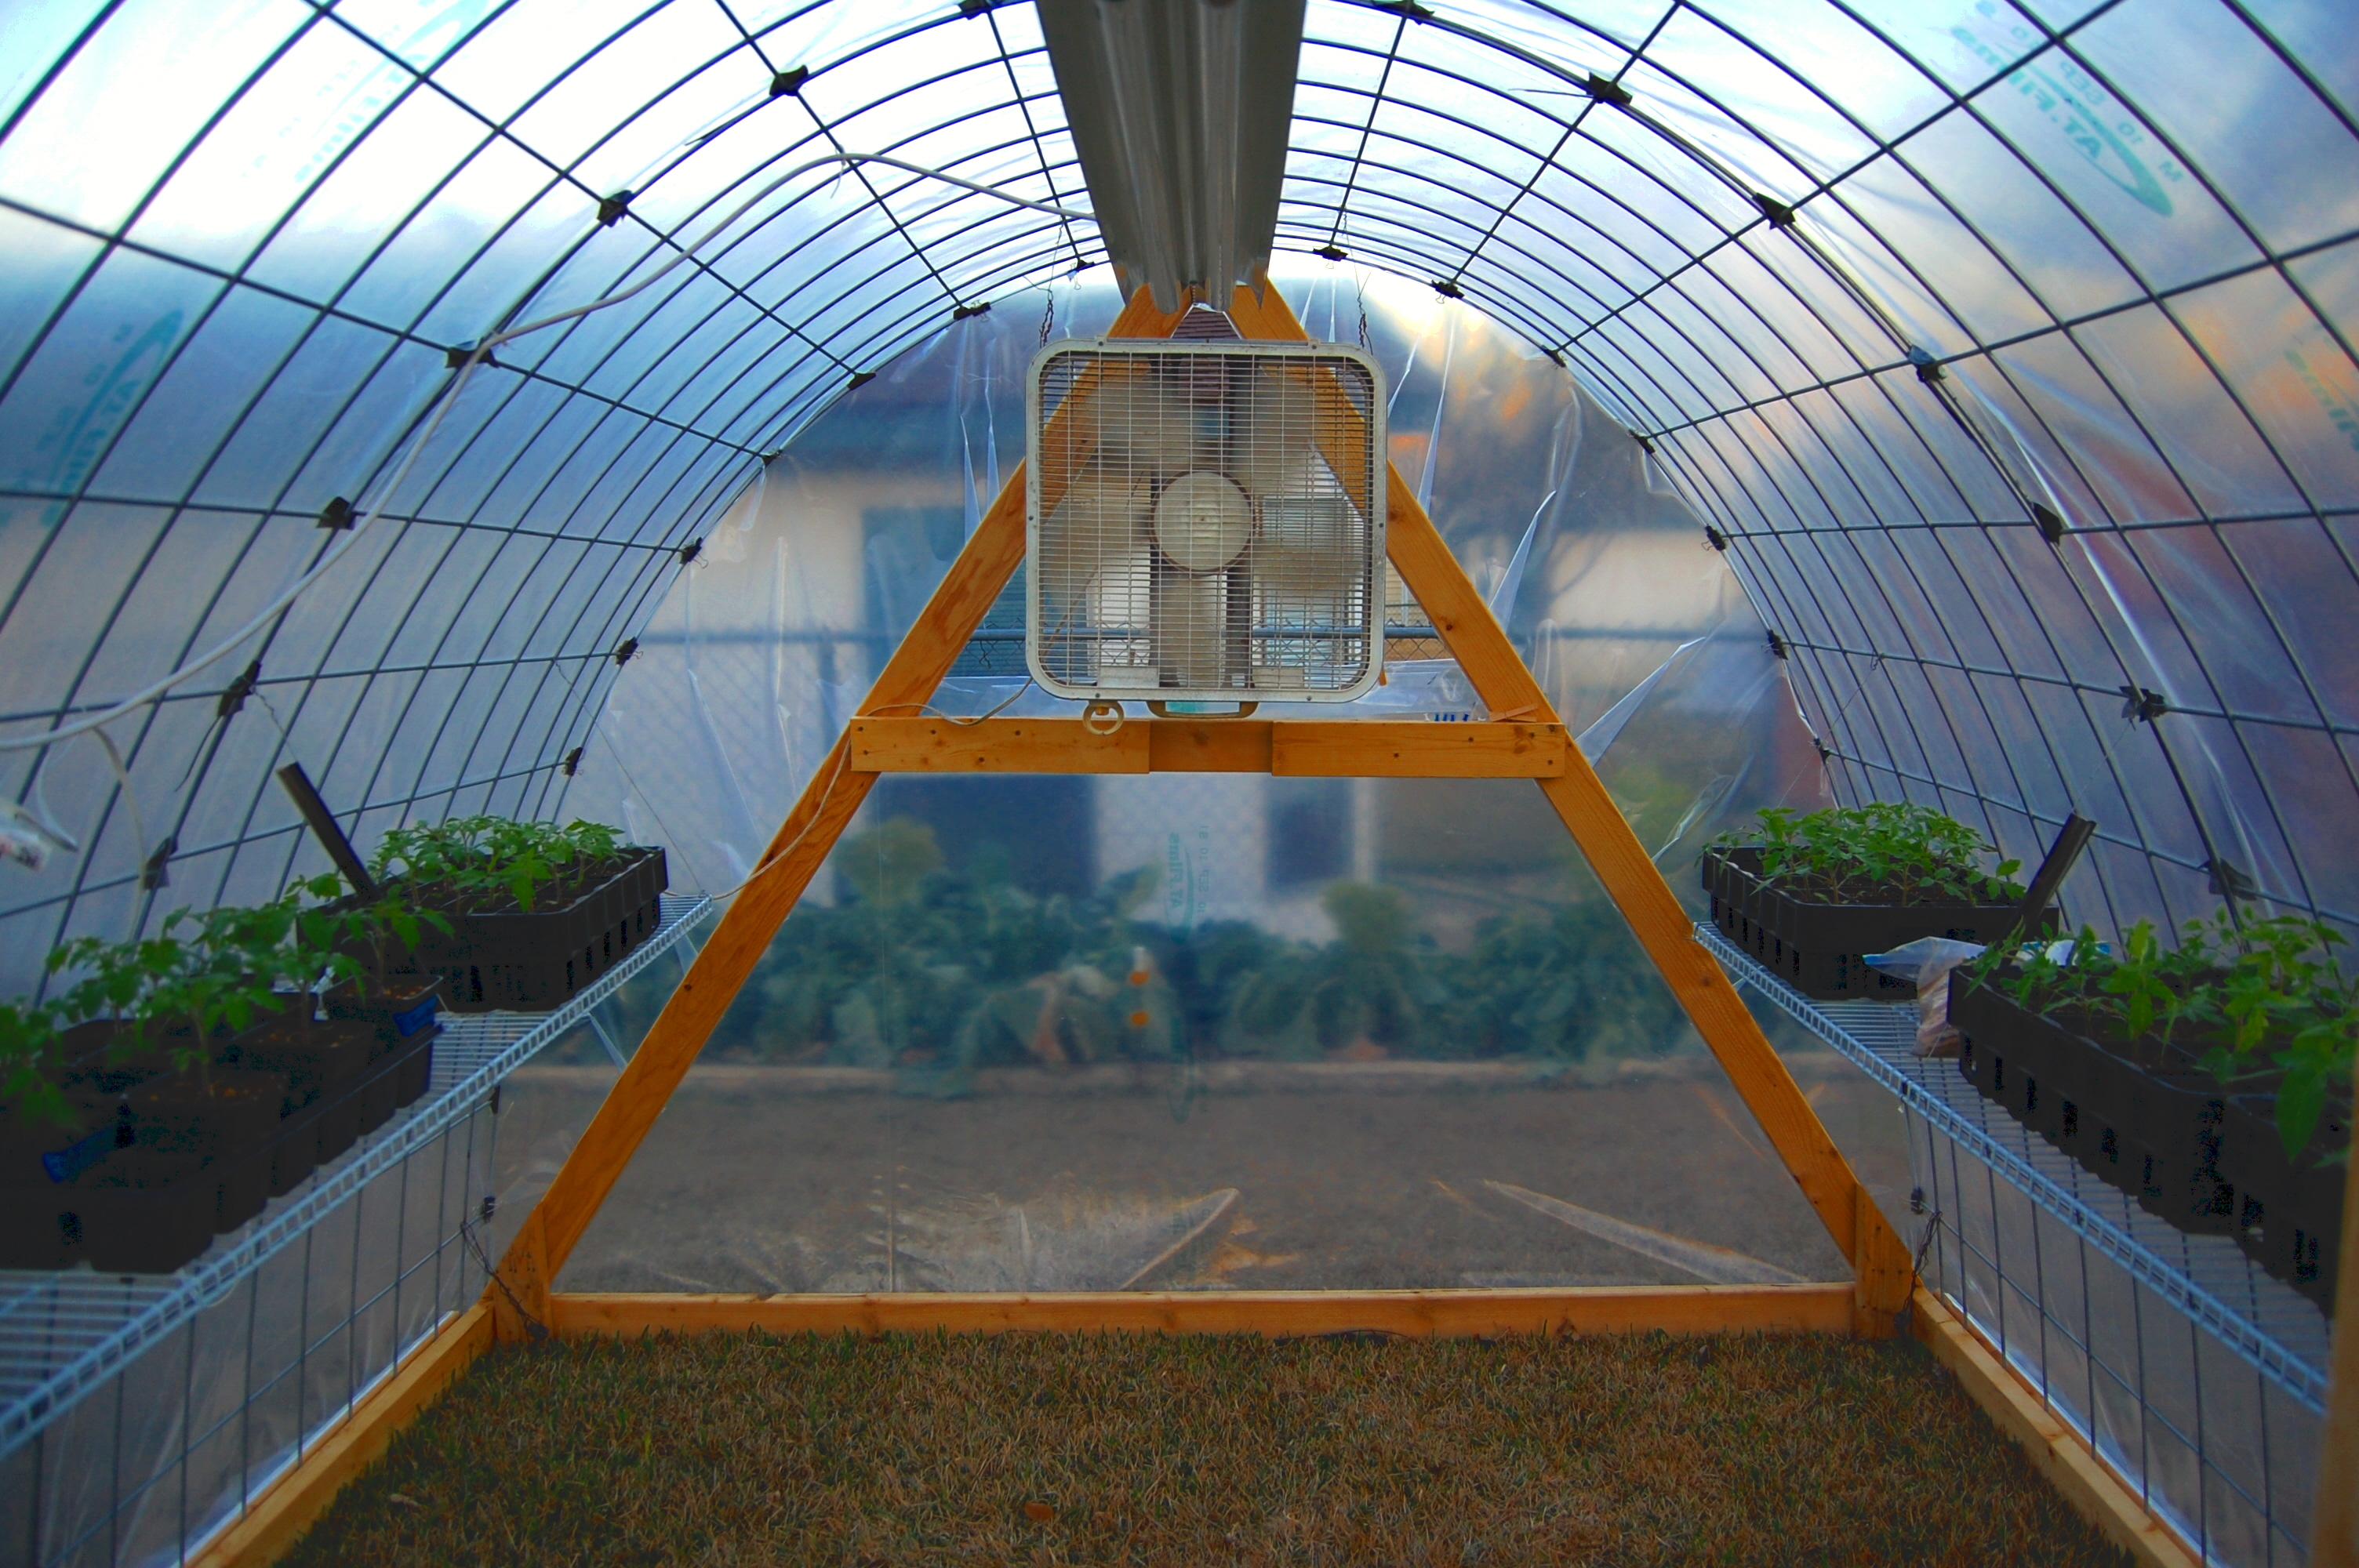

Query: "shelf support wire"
(0, 895), (711, 1457)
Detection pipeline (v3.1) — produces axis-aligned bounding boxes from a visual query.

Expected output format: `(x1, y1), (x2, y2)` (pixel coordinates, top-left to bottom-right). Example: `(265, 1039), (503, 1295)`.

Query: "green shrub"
(724, 820), (1688, 1077)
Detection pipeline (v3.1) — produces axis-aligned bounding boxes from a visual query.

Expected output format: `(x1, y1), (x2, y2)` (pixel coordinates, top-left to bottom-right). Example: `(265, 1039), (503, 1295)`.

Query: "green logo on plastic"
(24, 310), (183, 528)
(1951, 6), (2183, 218)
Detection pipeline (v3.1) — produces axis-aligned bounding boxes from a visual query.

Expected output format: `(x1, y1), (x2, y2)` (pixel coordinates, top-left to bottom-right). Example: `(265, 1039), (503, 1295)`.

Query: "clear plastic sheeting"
(2, 0), (2346, 982)
(560, 275), (1850, 1298)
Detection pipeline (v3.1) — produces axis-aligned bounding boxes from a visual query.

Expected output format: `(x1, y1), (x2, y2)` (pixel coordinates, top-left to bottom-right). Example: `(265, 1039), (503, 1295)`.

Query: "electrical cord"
(460, 1211), (550, 1343)
(0, 156), (1094, 756)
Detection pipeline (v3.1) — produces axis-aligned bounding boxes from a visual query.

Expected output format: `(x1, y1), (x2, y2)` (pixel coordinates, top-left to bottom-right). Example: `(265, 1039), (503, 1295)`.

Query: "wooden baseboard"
(548, 1282), (1856, 1339)
(190, 1303), (493, 1568)
(1909, 1287), (2200, 1568)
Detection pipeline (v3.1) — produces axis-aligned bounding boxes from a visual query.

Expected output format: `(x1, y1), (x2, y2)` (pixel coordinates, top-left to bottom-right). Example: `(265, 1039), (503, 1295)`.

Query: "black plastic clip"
(562, 746), (583, 778)
(597, 191), (632, 227)
(612, 637), (639, 666)
(847, 369), (877, 391)
(957, 0), (991, 15)
(1584, 72), (1632, 107)
(1754, 193), (1798, 228)
(1544, 347), (1565, 367)
(1375, 0), (1434, 16)
(2207, 858), (2259, 900)
(1910, 1186), (1927, 1215)
(1631, 430), (1654, 454)
(1766, 630), (1789, 660)
(2033, 502), (2066, 544)
(1314, 244), (1348, 263)
(2119, 685), (2168, 724)
(770, 65), (809, 98)
(951, 301), (991, 321)
(678, 537), (703, 566)
(1431, 278), (1464, 299)
(446, 342), (496, 370)
(481, 1189), (498, 1218)
(140, 834), (177, 891)
(1907, 346), (1945, 385)
(316, 496), (354, 531)
(217, 659), (261, 720)
(1704, 526), (1728, 552)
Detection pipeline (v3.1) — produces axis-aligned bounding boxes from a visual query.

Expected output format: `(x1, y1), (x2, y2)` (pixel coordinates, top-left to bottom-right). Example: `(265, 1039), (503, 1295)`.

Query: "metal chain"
(1039, 288), (1054, 347)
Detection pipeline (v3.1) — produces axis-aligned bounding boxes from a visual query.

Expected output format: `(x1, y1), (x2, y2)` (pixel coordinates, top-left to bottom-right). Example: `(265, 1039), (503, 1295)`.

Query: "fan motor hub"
(1153, 471), (1254, 572)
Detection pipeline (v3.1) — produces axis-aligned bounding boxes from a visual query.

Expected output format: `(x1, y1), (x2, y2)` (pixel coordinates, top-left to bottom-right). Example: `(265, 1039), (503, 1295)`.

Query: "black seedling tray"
(1950, 972), (2343, 1310)
(360, 847), (667, 1013)
(1703, 848), (2048, 1000)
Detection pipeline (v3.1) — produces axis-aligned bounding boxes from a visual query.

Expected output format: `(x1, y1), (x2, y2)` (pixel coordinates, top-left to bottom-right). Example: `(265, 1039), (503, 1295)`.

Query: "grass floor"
(286, 1330), (2133, 1567)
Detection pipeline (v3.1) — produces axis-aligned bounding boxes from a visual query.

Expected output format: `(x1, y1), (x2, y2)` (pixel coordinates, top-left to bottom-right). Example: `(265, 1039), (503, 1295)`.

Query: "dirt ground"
(499, 1044), (1915, 1295)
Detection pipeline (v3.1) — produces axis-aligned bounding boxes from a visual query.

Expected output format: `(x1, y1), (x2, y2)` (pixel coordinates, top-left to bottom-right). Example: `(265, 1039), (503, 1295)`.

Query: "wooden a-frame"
(485, 281), (1913, 1341)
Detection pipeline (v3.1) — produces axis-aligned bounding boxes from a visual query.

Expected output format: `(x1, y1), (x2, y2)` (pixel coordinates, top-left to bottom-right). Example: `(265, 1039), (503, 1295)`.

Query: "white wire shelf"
(1695, 921), (2333, 1414)
(0, 894), (711, 1456)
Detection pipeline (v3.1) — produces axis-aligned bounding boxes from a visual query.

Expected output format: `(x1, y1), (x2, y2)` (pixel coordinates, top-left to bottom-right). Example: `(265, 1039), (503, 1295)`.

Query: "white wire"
(0, 156), (1094, 755)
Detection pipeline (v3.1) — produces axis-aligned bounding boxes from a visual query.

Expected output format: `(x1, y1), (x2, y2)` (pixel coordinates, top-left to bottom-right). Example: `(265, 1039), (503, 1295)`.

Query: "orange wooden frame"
(481, 281), (1907, 1339)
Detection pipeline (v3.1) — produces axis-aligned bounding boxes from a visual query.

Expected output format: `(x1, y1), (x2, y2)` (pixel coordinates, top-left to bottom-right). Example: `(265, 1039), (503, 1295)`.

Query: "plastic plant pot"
(351, 848), (665, 1014)
(2216, 1091), (2348, 1310)
(0, 1178), (74, 1268)
(466, 845), (669, 1011)
(1701, 848), (2045, 1001)
(67, 1148), (220, 1276)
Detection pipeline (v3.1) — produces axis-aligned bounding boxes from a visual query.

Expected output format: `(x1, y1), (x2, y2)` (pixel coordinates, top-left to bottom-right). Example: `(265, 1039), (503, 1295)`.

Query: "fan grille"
(1026, 340), (1386, 702)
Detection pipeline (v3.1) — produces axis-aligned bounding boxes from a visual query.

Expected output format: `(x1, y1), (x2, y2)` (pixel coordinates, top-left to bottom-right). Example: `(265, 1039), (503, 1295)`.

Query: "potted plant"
(1700, 803), (2040, 1000)
(15, 874), (438, 1274)
(0, 997), (122, 1267)
(356, 816), (666, 1012)
(42, 919), (290, 1274)
(1952, 911), (2351, 1307)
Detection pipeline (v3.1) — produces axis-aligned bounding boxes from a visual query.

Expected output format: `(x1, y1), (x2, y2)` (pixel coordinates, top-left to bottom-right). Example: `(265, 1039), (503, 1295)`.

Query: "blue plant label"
(393, 995), (442, 1036)
(39, 1127), (111, 1184)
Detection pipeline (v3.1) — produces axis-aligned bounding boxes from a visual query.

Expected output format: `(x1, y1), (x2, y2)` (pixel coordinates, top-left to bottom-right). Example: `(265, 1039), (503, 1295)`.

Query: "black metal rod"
(2014, 811), (2096, 941)
(276, 762), (379, 900)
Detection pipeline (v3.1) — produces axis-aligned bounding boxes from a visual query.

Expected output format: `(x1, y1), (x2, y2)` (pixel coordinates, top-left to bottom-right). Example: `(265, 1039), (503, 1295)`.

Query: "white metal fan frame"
(1021, 336), (1388, 705)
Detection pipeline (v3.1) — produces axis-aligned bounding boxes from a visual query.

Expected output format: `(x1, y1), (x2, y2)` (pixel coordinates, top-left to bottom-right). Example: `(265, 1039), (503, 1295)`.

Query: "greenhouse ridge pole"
(1225, 285), (1914, 1335)
(487, 286), (1192, 1316)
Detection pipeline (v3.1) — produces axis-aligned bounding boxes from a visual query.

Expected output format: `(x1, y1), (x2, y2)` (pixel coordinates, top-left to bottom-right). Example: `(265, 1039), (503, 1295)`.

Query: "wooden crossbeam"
(845, 717), (1568, 776)
(1226, 285), (1914, 1335)
(547, 1283), (1854, 1339)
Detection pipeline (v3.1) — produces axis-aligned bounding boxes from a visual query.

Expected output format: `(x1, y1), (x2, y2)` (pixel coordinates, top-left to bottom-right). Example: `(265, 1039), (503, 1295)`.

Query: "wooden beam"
(503, 286), (1192, 1291)
(2314, 1127), (2359, 1566)
(849, 715), (1150, 774)
(844, 717), (1567, 777)
(189, 1305), (493, 1568)
(1148, 717), (1274, 772)
(1271, 720), (1565, 777)
(490, 1207), (551, 1343)
(548, 1283), (1855, 1340)
(1223, 282), (1914, 1336)
(1910, 1287), (2201, 1568)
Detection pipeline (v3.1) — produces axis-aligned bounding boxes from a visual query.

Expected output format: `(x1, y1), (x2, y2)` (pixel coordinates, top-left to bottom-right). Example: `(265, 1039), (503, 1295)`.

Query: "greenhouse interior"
(0, 0), (2354, 1562)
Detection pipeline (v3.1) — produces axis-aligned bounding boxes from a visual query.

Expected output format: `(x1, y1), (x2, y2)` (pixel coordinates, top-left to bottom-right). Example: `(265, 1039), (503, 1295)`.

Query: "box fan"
(1023, 328), (1386, 704)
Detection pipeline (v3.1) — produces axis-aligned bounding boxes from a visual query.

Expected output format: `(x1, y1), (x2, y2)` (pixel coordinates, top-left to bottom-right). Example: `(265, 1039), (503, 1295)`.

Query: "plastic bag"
(1863, 937), (1987, 1057)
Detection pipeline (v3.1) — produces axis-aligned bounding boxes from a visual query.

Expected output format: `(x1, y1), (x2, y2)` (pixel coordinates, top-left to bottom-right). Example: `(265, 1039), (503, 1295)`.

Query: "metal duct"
(1038, 0), (1307, 315)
